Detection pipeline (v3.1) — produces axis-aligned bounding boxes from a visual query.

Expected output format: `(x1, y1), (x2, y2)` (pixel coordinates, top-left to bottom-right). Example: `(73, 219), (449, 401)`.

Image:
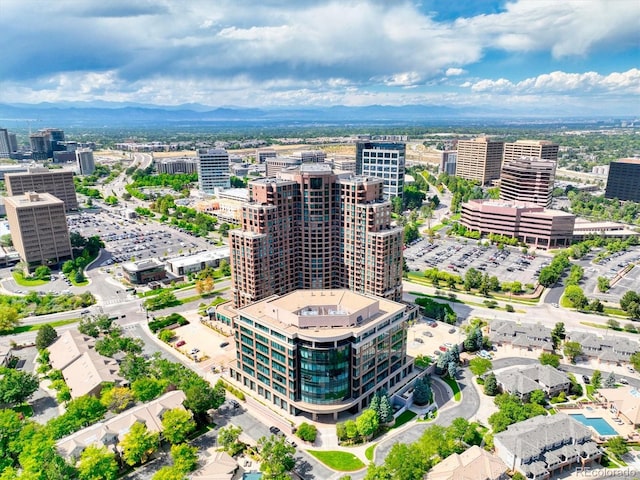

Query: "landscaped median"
(307, 450), (365, 472)
(442, 376), (462, 401)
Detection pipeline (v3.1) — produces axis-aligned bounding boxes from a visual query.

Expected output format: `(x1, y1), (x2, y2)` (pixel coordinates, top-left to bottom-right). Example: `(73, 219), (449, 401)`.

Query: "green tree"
(464, 327), (483, 352)
(604, 371), (617, 388)
(631, 352), (640, 371)
(183, 379), (225, 419)
(356, 409), (380, 439)
(257, 435), (296, 479)
(383, 442), (430, 480)
(597, 276), (610, 292)
(171, 443), (198, 473)
(539, 352), (561, 368)
(529, 390), (546, 405)
(217, 425), (243, 454)
(161, 408), (196, 445)
(119, 354), (150, 382)
(78, 445), (119, 480)
(413, 376), (432, 406)
(0, 368), (39, 405)
(35, 324), (58, 350)
(564, 285), (588, 309)
(344, 419), (358, 441)
(0, 306), (20, 332)
(0, 234), (12, 247)
(131, 377), (167, 402)
(152, 466), (187, 480)
(563, 341), (583, 363)
(484, 373), (498, 396)
(120, 422), (159, 466)
(0, 409), (23, 467)
(605, 436), (629, 458)
(551, 322), (566, 350)
(469, 358), (492, 376)
(591, 370), (602, 390)
(296, 422), (318, 443)
(34, 265), (51, 280)
(100, 387), (135, 413)
(464, 268), (482, 291)
(379, 394), (394, 424)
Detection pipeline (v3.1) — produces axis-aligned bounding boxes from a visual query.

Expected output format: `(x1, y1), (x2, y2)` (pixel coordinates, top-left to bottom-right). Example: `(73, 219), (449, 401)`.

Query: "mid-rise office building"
(155, 157), (198, 174)
(460, 199), (575, 249)
(29, 132), (49, 160)
(355, 141), (405, 199)
(455, 137), (504, 185)
(75, 148), (95, 176)
(265, 156), (303, 177)
(230, 164), (403, 308)
(605, 158), (640, 202)
(5, 166), (78, 211)
(503, 140), (558, 164)
(197, 149), (230, 193)
(5, 192), (72, 270)
(499, 156), (556, 207)
(256, 148), (277, 164)
(0, 128), (11, 158)
(229, 289), (414, 418)
(439, 150), (457, 175)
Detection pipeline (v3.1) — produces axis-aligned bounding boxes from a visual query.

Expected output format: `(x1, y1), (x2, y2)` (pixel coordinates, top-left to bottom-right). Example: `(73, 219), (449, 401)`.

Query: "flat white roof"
(166, 248), (230, 268)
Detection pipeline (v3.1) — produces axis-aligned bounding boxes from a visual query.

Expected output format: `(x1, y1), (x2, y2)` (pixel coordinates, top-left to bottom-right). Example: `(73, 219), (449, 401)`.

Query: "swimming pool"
(569, 414), (618, 436)
(243, 473), (263, 480)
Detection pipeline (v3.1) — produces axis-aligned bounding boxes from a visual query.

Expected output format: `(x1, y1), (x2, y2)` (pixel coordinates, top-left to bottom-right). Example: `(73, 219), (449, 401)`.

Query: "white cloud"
(470, 69), (640, 94)
(445, 68), (466, 77)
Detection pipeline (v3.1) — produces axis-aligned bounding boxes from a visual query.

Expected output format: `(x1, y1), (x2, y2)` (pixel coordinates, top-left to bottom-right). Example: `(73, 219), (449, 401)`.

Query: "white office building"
(197, 149), (230, 193)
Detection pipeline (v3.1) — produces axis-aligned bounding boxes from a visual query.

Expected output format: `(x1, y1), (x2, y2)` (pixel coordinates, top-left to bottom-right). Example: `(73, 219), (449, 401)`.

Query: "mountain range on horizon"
(0, 101), (635, 130)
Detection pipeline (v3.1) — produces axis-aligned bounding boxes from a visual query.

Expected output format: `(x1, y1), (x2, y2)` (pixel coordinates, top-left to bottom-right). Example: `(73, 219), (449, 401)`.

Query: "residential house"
(56, 390), (187, 460)
(566, 332), (639, 365)
(494, 414), (602, 480)
(48, 330), (125, 398)
(0, 343), (12, 367)
(495, 365), (570, 402)
(425, 445), (508, 480)
(191, 450), (238, 480)
(489, 320), (554, 352)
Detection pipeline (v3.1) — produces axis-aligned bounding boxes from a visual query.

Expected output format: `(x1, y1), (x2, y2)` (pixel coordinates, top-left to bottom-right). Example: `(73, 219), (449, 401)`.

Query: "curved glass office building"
(299, 341), (350, 404)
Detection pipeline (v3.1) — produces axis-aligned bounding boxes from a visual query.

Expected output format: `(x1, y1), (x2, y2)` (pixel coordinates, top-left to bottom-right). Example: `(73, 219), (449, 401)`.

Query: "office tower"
(5, 192), (72, 270)
(197, 148), (230, 193)
(355, 141), (406, 199)
(75, 148), (95, 175)
(461, 199), (575, 249)
(155, 157), (198, 174)
(229, 289), (414, 418)
(0, 129), (10, 158)
(8, 133), (18, 157)
(455, 137), (505, 185)
(439, 150), (457, 175)
(499, 157), (557, 207)
(44, 128), (66, 157)
(230, 164), (403, 308)
(5, 166), (78, 211)
(503, 140), (559, 164)
(255, 148), (277, 163)
(605, 158), (640, 202)
(29, 132), (49, 160)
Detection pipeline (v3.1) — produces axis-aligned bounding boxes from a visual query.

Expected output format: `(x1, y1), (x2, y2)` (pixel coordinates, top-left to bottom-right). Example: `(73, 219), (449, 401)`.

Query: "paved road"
(373, 367), (480, 466)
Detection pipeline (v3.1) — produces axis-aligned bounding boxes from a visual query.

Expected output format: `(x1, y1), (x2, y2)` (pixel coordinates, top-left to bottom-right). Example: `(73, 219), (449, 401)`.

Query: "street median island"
(307, 450), (366, 471)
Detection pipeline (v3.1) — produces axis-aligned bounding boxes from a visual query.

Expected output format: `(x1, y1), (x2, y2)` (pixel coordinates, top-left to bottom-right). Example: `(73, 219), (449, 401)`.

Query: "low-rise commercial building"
(122, 258), (167, 284)
(494, 414), (602, 480)
(460, 199), (575, 249)
(229, 289), (414, 420)
(166, 248), (230, 276)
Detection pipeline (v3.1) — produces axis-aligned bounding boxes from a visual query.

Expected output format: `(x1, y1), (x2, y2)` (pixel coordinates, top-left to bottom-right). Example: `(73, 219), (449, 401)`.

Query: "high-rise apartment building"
(5, 192), (72, 269)
(439, 150), (457, 175)
(605, 158), (640, 202)
(75, 148), (95, 175)
(0, 128), (11, 158)
(230, 164), (403, 308)
(499, 157), (557, 207)
(197, 148), (230, 193)
(229, 289), (414, 418)
(503, 140), (559, 164)
(29, 132), (49, 160)
(5, 166), (78, 211)
(355, 141), (406, 199)
(455, 137), (505, 185)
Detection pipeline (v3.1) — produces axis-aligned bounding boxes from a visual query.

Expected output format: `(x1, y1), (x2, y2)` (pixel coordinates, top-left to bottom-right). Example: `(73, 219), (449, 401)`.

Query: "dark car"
(582, 375), (590, 384)
(269, 426), (281, 435)
(448, 328), (456, 334)
(220, 341), (229, 348)
(231, 400), (240, 409)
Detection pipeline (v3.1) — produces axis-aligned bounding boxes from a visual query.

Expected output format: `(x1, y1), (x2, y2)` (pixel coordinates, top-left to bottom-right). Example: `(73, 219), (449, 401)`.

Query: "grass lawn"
(307, 450), (365, 471)
(1, 318), (79, 336)
(442, 376), (461, 401)
(393, 410), (417, 428)
(365, 443), (376, 461)
(69, 277), (89, 287)
(12, 271), (48, 286)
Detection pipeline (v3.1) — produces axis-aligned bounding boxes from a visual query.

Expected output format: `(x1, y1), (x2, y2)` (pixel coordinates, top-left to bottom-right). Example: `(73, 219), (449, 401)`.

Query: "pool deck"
(556, 405), (636, 441)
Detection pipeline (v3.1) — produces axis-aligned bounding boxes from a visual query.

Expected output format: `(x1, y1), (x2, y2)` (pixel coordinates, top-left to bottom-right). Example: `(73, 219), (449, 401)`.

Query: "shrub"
(158, 329), (175, 343)
(296, 422), (318, 443)
(505, 304), (514, 313)
(149, 314), (189, 333)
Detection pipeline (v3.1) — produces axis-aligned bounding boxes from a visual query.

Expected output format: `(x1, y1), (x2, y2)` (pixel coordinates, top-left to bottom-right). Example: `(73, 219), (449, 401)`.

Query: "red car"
(176, 340), (186, 347)
(439, 345), (448, 352)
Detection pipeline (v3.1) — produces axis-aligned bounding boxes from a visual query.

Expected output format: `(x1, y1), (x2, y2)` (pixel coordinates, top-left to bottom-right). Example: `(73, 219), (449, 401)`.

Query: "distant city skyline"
(1, 0), (638, 115)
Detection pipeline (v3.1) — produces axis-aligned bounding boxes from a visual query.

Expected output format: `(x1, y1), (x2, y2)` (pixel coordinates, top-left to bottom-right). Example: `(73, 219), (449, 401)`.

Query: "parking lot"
(405, 237), (551, 287)
(67, 209), (215, 270)
(168, 316), (235, 370)
(406, 318), (465, 364)
(583, 247), (640, 303)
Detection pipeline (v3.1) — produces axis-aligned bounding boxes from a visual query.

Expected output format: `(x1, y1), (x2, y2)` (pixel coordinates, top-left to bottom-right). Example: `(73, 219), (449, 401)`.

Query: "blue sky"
(0, 0), (638, 114)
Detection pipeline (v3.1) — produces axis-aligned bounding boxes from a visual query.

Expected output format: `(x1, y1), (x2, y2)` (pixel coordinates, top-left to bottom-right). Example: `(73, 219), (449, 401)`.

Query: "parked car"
(220, 341), (229, 348)
(269, 426), (281, 435)
(619, 378), (629, 385)
(415, 338), (424, 344)
(176, 340), (186, 347)
(422, 331), (433, 337)
(448, 328), (456, 334)
(582, 375), (590, 384)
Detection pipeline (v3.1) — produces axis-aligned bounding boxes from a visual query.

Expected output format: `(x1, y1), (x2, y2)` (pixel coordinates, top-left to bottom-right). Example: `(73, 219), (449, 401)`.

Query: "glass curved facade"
(299, 344), (350, 404)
